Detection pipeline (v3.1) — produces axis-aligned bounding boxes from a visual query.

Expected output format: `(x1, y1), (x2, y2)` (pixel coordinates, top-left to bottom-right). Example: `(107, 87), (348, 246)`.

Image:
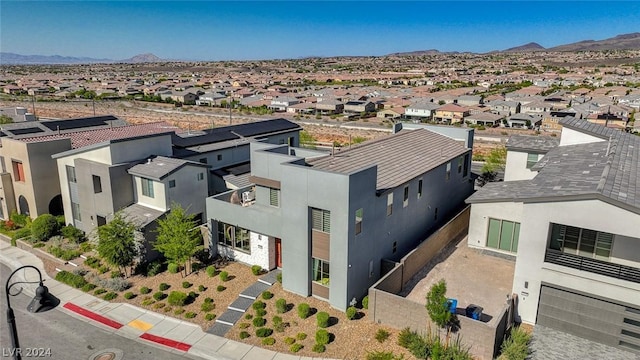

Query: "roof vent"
(147, 158), (152, 164)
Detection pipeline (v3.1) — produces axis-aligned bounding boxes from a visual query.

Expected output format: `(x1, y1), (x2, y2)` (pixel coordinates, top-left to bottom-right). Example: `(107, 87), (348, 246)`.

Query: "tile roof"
(128, 156), (207, 181)
(18, 122), (178, 149)
(308, 129), (469, 192)
(468, 117), (640, 213)
(506, 135), (560, 153)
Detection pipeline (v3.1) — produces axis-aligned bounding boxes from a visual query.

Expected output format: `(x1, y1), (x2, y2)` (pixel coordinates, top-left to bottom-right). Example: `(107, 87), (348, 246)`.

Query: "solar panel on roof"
(171, 131), (239, 148)
(232, 118), (299, 137)
(41, 116), (115, 131)
(9, 127), (45, 135)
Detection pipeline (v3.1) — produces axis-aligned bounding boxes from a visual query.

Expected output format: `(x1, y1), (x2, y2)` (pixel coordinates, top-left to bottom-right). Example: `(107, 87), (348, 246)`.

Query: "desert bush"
(262, 337), (275, 346)
(317, 311), (330, 328)
(206, 265), (217, 277)
(239, 331), (250, 339)
(184, 312), (196, 319)
(276, 272), (282, 283)
(159, 282), (170, 291)
(252, 300), (266, 310)
(153, 302), (166, 309)
(284, 337), (296, 345)
(12, 227), (31, 242)
(375, 329), (390, 343)
(296, 332), (307, 341)
(261, 290), (273, 300)
(252, 317), (266, 327)
(124, 291), (135, 300)
(239, 322), (250, 329)
(499, 326), (531, 360)
(312, 344), (326, 353)
(276, 298), (287, 313)
(205, 313), (216, 321)
(297, 303), (311, 319)
(397, 328), (428, 359)
(219, 271), (229, 281)
(98, 265), (109, 274)
(48, 246), (82, 261)
(140, 286), (151, 294)
(244, 313), (253, 320)
(31, 214), (59, 242)
(33, 242), (45, 248)
(174, 308), (185, 315)
(198, 285), (206, 292)
(182, 281), (192, 289)
(168, 263), (179, 274)
(201, 301), (215, 312)
(167, 291), (188, 306)
(141, 298), (155, 306)
(251, 265), (263, 275)
(153, 291), (166, 301)
(216, 285), (226, 292)
(146, 261), (164, 276)
(94, 288), (107, 295)
(315, 329), (330, 345)
(10, 211), (29, 228)
(61, 225), (85, 243)
(256, 308), (267, 317)
(346, 306), (357, 320)
(81, 283), (97, 292)
(255, 328), (273, 338)
(290, 343), (303, 353)
(103, 292), (117, 300)
(84, 256), (101, 269)
(110, 270), (123, 278)
(366, 351), (405, 360)
(55, 270), (87, 288)
(362, 295), (369, 309)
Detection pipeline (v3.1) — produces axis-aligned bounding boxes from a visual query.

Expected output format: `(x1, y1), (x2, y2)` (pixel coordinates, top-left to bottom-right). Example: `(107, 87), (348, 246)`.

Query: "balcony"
(213, 185), (255, 207)
(545, 249), (640, 284)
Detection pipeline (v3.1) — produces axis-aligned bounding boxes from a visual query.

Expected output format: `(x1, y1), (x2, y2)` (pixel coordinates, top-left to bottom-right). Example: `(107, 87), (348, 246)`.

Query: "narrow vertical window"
(92, 175), (102, 193)
(403, 186), (409, 207)
(446, 162), (451, 181)
(387, 193), (393, 216)
(418, 179), (423, 199)
(197, 172), (204, 181)
(168, 179), (176, 188)
(141, 178), (154, 198)
(12, 161), (25, 182)
(463, 154), (469, 177)
(66, 165), (77, 183)
(458, 157), (463, 173)
(355, 208), (363, 235)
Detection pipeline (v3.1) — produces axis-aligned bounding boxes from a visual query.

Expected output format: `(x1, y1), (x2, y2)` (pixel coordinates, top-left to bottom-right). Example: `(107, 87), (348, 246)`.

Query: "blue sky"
(1, 1), (639, 61)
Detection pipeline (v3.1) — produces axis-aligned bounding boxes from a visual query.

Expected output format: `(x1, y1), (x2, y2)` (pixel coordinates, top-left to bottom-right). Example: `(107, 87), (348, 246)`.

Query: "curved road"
(0, 264), (195, 360)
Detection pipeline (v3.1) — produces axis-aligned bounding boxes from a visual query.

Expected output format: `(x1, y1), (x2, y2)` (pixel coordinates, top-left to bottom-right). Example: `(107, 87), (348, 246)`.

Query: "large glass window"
(92, 175), (102, 193)
(526, 153), (540, 169)
(217, 222), (251, 253)
(549, 223), (613, 260)
(486, 218), (520, 253)
(312, 258), (330, 286)
(311, 208), (330, 233)
(141, 178), (154, 198)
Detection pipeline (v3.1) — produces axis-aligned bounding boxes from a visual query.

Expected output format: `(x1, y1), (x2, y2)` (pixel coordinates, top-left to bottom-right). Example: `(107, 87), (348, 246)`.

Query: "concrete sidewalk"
(0, 240), (333, 360)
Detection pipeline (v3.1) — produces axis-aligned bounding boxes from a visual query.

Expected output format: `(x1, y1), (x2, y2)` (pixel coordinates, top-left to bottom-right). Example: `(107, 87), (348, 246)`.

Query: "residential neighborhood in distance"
(2, 14), (640, 360)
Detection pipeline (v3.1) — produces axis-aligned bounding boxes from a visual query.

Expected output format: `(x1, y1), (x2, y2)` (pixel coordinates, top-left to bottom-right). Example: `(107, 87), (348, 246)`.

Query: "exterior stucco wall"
(110, 135), (172, 164)
(559, 127), (605, 146)
(217, 231), (271, 270)
(468, 201), (523, 250)
(513, 199), (640, 324)
(504, 151), (539, 181)
(133, 176), (167, 212)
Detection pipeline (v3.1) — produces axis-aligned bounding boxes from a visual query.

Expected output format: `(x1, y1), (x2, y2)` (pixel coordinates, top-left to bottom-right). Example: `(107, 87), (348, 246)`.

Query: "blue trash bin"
(447, 298), (457, 314)
(465, 304), (483, 320)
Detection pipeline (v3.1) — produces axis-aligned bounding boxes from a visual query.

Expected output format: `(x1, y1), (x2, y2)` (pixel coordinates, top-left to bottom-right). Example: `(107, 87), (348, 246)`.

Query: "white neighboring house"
(404, 102), (440, 121)
(466, 117), (640, 354)
(269, 96), (299, 112)
(503, 135), (559, 181)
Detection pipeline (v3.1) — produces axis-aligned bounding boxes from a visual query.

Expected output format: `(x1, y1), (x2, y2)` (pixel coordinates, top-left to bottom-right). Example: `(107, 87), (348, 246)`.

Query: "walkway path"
(0, 239), (333, 360)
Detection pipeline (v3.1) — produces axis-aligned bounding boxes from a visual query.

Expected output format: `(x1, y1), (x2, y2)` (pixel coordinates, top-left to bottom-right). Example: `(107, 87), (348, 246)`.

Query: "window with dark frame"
(92, 175), (102, 193)
(12, 160), (25, 182)
(418, 179), (423, 199)
(169, 179), (176, 188)
(141, 178), (154, 198)
(387, 193), (393, 216)
(312, 258), (330, 286)
(355, 208), (363, 235)
(311, 208), (331, 233)
(403, 186), (409, 207)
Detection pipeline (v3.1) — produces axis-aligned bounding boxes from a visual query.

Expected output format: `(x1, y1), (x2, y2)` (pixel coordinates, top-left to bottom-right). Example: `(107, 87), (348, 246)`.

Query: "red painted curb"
(140, 333), (191, 352)
(63, 302), (123, 329)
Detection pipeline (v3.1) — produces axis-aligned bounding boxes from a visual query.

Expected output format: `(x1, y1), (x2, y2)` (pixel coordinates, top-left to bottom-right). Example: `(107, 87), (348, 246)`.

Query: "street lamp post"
(5, 265), (57, 360)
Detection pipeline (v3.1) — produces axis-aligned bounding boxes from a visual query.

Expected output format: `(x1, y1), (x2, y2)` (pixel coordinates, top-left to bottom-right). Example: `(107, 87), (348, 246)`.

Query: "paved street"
(0, 264), (192, 360)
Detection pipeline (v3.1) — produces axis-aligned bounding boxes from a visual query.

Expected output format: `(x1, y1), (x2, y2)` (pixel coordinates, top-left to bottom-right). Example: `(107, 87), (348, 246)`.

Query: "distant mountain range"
(0, 52), (162, 65)
(503, 42), (545, 52)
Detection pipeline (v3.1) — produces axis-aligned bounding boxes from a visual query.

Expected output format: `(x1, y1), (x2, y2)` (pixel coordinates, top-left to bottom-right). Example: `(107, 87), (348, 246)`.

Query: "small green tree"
(426, 279), (451, 333)
(154, 203), (203, 277)
(97, 212), (138, 277)
(479, 146), (507, 187)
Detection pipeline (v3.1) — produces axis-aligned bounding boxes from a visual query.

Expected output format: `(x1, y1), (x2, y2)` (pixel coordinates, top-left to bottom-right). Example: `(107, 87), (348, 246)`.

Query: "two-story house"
(404, 102), (440, 121)
(206, 125), (474, 310)
(466, 117), (640, 354)
(433, 103), (470, 124)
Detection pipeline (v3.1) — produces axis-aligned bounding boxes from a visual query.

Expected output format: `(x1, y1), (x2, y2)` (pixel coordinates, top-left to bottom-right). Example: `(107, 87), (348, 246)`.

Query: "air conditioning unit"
(242, 191), (255, 203)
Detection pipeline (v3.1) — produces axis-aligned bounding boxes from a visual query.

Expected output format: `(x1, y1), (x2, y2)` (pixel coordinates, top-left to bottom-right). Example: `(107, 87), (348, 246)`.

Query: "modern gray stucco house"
(466, 117), (640, 354)
(206, 126), (474, 310)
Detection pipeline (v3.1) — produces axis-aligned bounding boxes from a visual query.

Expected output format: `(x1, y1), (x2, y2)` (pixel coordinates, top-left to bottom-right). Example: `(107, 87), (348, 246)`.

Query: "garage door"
(537, 285), (640, 353)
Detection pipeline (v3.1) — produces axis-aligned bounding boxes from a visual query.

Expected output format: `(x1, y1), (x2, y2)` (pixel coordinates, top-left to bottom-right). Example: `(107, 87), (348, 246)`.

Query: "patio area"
(400, 236), (516, 320)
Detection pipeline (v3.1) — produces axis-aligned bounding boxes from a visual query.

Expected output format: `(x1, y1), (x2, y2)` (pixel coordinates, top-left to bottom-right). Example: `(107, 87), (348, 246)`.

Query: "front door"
(275, 238), (282, 268)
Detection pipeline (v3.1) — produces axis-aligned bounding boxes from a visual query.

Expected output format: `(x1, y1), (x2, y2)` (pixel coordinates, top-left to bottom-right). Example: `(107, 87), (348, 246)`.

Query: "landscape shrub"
(163, 306), (172, 313)
(182, 281), (192, 289)
(85, 274), (130, 292)
(103, 292), (117, 300)
(216, 285), (226, 292)
(276, 272), (282, 283)
(55, 270), (87, 288)
(33, 243), (45, 248)
(84, 256), (101, 269)
(72, 268), (87, 276)
(198, 285), (206, 292)
(255, 328), (273, 338)
(262, 337), (275, 346)
(261, 290), (273, 300)
(296, 332), (307, 341)
(297, 303), (311, 319)
(159, 282), (170, 291)
(140, 286), (151, 294)
(184, 312), (196, 319)
(153, 302), (165, 309)
(94, 288), (107, 295)
(366, 351), (404, 360)
(31, 214), (59, 242)
(312, 344), (326, 353)
(317, 311), (330, 328)
(174, 308), (185, 315)
(188, 291), (197, 299)
(244, 313), (253, 320)
(346, 306), (357, 320)
(252, 300), (266, 310)
(255, 308), (267, 317)
(275, 298), (287, 313)
(81, 283), (97, 292)
(153, 291), (166, 301)
(10, 211), (29, 228)
(61, 225), (85, 243)
(11, 227), (31, 242)
(375, 329), (390, 343)
(141, 298), (155, 306)
(205, 313), (216, 321)
(219, 271), (229, 281)
(239, 331), (250, 339)
(97, 265), (110, 274)
(201, 301), (215, 312)
(124, 291), (135, 299)
(284, 337), (296, 345)
(362, 295), (369, 309)
(315, 329), (330, 345)
(499, 326), (531, 360)
(167, 291), (188, 306)
(145, 260), (164, 276)
(252, 317), (266, 327)
(239, 322), (250, 329)
(49, 246), (83, 261)
(168, 263), (179, 274)
(397, 328), (428, 359)
(251, 265), (263, 275)
(289, 343), (303, 353)
(206, 265), (217, 277)
(110, 270), (123, 278)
